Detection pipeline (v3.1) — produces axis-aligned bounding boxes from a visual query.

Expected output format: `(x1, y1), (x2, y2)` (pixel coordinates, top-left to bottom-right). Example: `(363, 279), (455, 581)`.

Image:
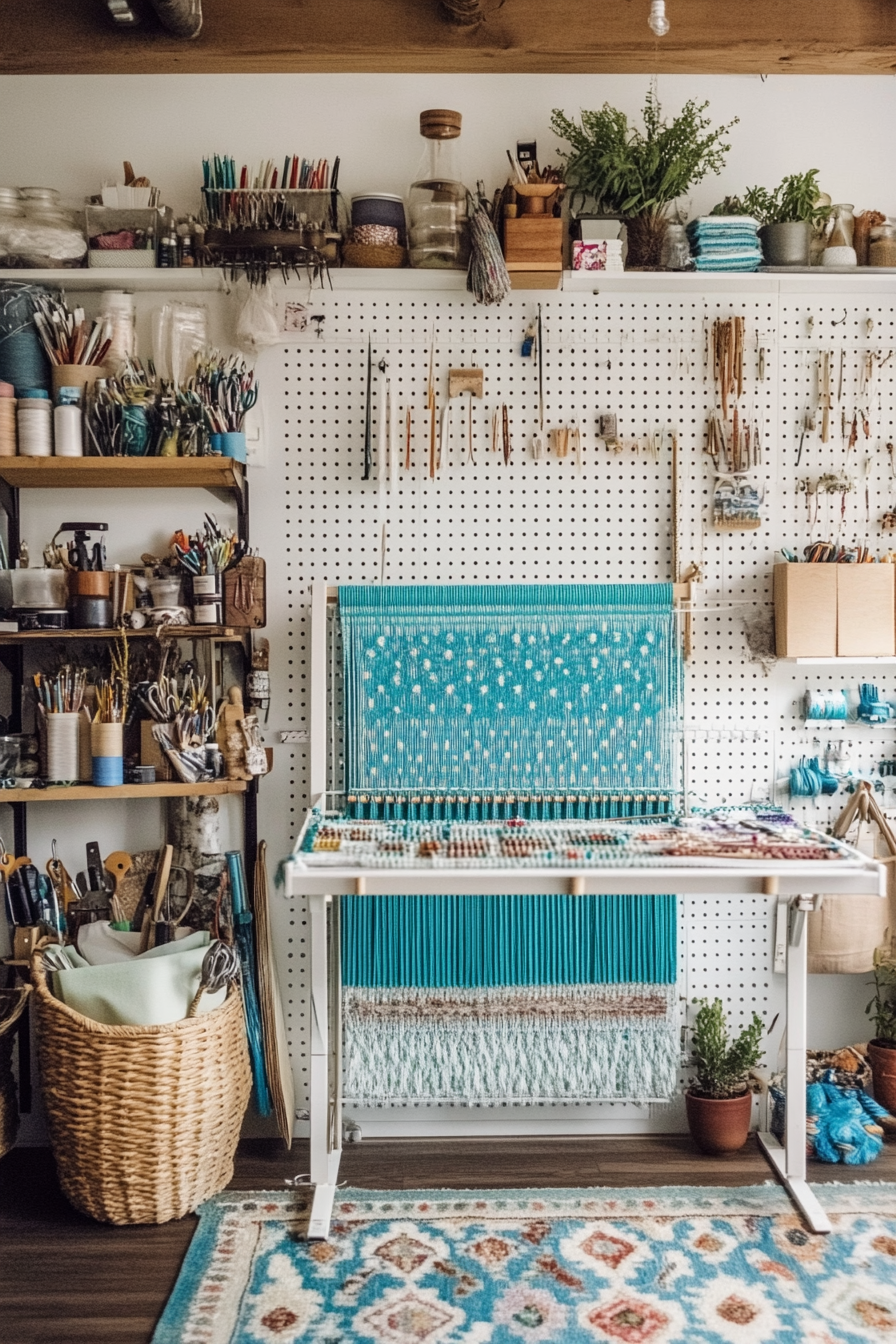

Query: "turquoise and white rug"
(153, 1183), (896, 1343)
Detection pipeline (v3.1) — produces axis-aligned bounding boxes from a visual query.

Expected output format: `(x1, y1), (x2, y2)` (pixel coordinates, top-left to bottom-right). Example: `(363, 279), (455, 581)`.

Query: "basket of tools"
(30, 939), (251, 1224)
(0, 984), (31, 1158)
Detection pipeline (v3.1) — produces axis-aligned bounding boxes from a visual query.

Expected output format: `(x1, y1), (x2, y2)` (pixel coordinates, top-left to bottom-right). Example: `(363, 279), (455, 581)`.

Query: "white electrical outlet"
(244, 400), (266, 467)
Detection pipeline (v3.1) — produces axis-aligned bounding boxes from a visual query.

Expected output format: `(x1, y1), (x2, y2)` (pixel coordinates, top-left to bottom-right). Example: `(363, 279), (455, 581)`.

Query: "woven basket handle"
(187, 940), (241, 1019)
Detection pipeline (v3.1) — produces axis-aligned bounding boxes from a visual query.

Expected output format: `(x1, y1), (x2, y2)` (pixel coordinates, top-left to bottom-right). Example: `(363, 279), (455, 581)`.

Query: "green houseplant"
(712, 171), (827, 266)
(866, 950), (896, 1113)
(551, 88), (737, 269)
(686, 997), (764, 1154)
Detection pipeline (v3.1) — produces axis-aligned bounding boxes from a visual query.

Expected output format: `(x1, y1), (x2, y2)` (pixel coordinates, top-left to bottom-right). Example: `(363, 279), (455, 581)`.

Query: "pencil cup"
(220, 432), (247, 464)
(91, 721), (124, 787)
(46, 713), (82, 783)
(51, 365), (103, 402)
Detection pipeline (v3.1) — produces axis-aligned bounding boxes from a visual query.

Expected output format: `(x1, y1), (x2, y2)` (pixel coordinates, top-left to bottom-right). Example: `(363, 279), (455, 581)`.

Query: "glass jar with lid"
(408, 109), (470, 270)
(660, 222), (692, 270)
(869, 223), (896, 269)
(827, 204), (855, 250)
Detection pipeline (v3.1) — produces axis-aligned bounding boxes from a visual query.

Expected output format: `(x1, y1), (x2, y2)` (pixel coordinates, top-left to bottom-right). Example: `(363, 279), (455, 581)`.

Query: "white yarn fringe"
(343, 982), (678, 1104)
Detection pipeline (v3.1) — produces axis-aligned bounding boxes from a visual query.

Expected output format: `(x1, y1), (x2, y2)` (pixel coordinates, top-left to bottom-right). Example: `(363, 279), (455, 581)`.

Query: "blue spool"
(92, 755), (124, 787)
(0, 283), (52, 393)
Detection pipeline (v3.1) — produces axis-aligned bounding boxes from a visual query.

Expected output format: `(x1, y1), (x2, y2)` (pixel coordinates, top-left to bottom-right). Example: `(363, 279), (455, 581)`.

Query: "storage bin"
(30, 952), (251, 1224)
(773, 563), (837, 657)
(837, 564), (896, 657)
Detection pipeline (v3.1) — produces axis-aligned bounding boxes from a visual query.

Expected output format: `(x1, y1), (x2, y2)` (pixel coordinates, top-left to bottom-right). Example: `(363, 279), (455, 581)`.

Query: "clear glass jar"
(660, 222), (692, 270)
(408, 109), (470, 270)
(869, 223), (896, 269)
(827, 203), (855, 249)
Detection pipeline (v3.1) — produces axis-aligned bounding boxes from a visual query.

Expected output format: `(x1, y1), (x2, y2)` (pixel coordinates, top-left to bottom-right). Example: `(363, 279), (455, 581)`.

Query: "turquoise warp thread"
(340, 583), (681, 806)
(341, 893), (677, 988)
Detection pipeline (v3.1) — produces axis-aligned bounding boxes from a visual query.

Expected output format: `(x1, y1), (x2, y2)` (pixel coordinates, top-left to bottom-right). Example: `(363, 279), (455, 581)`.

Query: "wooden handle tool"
(139, 843), (173, 952)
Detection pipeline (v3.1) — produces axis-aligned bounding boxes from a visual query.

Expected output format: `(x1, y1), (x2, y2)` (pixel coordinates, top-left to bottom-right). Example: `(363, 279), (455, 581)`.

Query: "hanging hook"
(832, 309), (848, 327)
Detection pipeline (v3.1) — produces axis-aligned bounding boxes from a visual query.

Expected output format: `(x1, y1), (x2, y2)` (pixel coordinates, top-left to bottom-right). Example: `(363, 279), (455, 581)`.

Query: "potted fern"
(551, 89), (737, 269)
(866, 950), (896, 1113)
(686, 997), (764, 1154)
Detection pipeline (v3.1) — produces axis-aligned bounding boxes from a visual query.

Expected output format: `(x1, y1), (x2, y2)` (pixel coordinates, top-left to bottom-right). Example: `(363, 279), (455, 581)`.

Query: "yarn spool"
(0, 283), (52, 393)
(0, 382), (15, 457)
(804, 689), (848, 721)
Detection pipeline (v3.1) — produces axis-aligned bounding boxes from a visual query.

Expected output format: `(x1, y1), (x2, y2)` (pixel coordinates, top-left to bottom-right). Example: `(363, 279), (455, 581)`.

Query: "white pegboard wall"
(271, 283), (896, 1136)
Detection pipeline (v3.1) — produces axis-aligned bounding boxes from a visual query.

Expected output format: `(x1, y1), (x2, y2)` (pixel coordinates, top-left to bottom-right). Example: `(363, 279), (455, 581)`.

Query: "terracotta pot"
(868, 1038), (896, 1115)
(685, 1088), (752, 1155)
(624, 213), (668, 269)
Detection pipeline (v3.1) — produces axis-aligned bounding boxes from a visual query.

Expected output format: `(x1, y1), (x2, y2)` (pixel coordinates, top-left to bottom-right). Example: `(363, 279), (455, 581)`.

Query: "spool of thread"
(17, 391), (52, 456)
(0, 283), (52, 393)
(91, 721), (124, 786)
(53, 403), (83, 457)
(45, 711), (82, 783)
(0, 395), (15, 456)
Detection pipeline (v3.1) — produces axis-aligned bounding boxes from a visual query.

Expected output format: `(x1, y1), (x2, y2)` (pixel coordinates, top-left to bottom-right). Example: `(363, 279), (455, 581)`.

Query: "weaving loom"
(332, 582), (683, 1105)
(288, 580), (884, 1239)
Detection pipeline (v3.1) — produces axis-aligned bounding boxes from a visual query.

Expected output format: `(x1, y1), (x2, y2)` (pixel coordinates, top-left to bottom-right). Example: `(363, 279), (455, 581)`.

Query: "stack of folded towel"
(686, 216), (762, 272)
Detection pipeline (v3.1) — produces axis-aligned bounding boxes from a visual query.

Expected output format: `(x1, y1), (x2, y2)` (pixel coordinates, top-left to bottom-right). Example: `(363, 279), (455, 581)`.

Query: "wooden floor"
(3, 1135), (896, 1344)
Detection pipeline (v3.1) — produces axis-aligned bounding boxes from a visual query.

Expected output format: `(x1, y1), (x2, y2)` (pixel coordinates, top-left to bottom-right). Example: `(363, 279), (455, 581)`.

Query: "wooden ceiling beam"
(3, 0), (895, 75)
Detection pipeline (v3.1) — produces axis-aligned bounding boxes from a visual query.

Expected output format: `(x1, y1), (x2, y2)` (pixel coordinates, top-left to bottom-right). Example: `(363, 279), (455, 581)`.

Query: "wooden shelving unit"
(0, 780), (248, 802)
(0, 456), (243, 493)
(0, 626), (243, 644)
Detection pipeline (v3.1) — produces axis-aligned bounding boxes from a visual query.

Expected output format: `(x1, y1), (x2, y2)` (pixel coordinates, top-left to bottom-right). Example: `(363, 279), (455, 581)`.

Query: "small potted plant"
(720, 171), (827, 267)
(551, 88), (738, 269)
(866, 950), (896, 1113)
(685, 997), (764, 1155)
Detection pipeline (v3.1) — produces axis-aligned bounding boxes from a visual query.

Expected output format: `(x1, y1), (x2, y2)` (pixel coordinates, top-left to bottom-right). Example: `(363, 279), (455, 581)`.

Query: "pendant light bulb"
(648, 0), (670, 35)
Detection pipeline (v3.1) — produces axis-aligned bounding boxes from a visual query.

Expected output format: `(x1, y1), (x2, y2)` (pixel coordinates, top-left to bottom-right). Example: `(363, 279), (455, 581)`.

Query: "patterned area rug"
(153, 1184), (896, 1343)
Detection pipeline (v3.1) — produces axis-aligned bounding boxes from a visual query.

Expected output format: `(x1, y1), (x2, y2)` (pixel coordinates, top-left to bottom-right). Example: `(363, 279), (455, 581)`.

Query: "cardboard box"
(774, 564), (837, 657)
(140, 720), (173, 781)
(837, 565), (896, 657)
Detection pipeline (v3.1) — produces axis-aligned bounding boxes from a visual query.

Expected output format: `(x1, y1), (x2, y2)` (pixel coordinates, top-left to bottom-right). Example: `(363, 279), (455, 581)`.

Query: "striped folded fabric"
(687, 216), (762, 272)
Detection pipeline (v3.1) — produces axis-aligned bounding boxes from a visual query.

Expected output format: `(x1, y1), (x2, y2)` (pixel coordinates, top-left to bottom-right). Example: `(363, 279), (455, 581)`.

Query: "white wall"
(0, 74), (895, 220)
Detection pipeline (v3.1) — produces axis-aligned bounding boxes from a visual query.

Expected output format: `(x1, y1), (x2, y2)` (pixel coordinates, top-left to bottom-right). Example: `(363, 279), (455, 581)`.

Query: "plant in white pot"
(551, 88), (737, 269)
(866, 950), (896, 1113)
(686, 997), (764, 1155)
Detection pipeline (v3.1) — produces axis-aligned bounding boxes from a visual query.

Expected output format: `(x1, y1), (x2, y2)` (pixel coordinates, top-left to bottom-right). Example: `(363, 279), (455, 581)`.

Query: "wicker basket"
(30, 954), (251, 1224)
(0, 985), (31, 1159)
(342, 241), (408, 269)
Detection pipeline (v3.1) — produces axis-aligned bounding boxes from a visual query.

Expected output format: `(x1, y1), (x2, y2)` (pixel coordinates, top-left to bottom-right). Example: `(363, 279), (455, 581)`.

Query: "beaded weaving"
(332, 583), (685, 1104)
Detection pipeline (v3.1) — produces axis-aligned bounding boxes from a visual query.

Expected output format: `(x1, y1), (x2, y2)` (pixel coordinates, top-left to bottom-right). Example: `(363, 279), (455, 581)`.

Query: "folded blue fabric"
(694, 255), (762, 272)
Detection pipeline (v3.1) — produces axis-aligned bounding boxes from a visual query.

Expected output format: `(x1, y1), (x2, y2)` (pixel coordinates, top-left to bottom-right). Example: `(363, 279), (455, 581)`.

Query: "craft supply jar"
(53, 391), (83, 458)
(869, 224), (896, 269)
(827, 204), (855, 250)
(660, 222), (692, 270)
(408, 110), (470, 270)
(91, 721), (123, 787)
(45, 711), (81, 783)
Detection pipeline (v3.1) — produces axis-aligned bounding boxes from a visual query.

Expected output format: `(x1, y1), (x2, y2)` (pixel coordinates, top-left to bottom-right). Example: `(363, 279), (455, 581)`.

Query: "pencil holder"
(219, 432), (247, 464)
(46, 712), (82, 783)
(51, 365), (103, 402)
(91, 721), (124, 787)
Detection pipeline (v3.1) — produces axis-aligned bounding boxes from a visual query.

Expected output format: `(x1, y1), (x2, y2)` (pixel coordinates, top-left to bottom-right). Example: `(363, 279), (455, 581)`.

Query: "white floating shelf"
(3, 267), (226, 292)
(786, 657), (896, 665)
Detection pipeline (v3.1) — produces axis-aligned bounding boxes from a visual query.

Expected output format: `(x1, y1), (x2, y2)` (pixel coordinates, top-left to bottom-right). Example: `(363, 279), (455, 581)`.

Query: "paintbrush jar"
(408, 110), (470, 270)
(91, 721), (124, 786)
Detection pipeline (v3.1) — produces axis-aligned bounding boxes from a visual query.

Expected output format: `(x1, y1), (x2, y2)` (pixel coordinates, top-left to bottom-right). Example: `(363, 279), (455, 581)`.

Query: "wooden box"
(503, 217), (564, 267)
(774, 564), (837, 657)
(140, 720), (173, 781)
(837, 564), (896, 657)
(223, 557), (266, 629)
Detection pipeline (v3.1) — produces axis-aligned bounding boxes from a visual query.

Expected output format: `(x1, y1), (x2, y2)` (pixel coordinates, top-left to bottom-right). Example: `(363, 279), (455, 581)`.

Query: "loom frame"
(286, 581), (886, 1240)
